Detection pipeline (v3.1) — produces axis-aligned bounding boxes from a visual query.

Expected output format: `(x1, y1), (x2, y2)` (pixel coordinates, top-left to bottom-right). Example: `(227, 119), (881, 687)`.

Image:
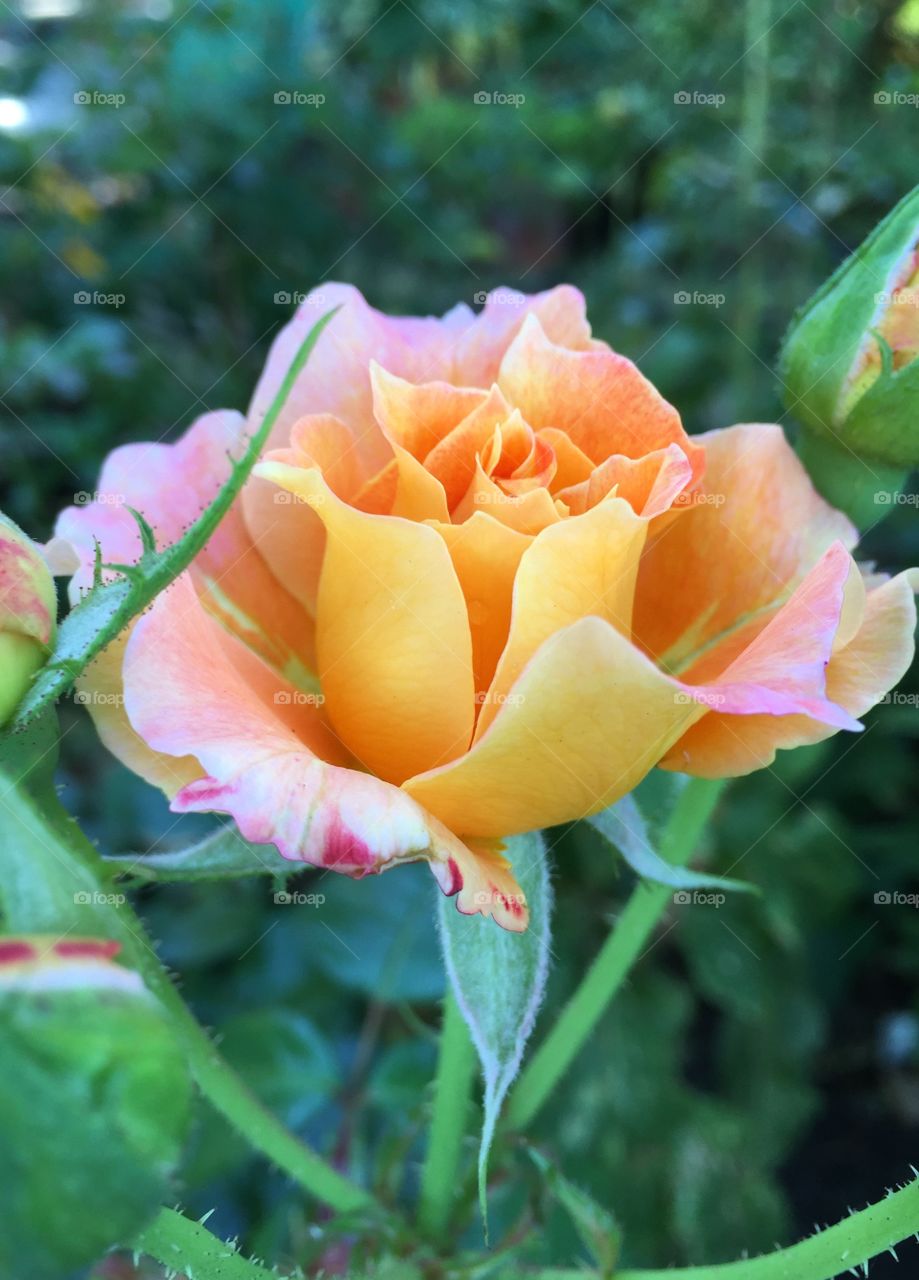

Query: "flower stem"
(135, 1208), (277, 1279)
(506, 777), (725, 1131)
(417, 988), (478, 1241)
(528, 1169), (919, 1279)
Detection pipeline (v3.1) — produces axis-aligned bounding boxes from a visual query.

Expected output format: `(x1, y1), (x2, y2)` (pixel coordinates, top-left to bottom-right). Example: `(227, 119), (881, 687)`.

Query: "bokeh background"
(2, 0), (919, 1274)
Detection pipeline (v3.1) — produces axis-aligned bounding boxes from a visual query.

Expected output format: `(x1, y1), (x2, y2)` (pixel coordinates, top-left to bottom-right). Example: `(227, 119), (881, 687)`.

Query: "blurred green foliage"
(2, 0), (919, 1274)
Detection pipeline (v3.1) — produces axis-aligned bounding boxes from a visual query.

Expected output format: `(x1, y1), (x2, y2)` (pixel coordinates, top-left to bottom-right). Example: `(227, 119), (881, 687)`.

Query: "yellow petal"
(476, 497), (648, 739)
(255, 460), (476, 784)
(404, 616), (700, 838)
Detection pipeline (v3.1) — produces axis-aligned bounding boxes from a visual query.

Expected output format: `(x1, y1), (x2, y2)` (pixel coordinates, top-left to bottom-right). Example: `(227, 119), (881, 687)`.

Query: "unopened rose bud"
(779, 183), (919, 524)
(0, 513), (57, 725)
(0, 936), (192, 1280)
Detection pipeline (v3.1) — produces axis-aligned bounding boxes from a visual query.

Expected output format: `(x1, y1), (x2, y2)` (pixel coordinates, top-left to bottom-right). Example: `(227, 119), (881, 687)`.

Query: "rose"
(54, 285), (918, 930)
(0, 513), (57, 725)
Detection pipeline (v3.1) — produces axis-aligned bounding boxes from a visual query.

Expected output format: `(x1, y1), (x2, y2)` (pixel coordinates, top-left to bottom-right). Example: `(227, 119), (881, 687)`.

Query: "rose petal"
(123, 574), (526, 930)
(404, 616), (700, 838)
(254, 461), (476, 784)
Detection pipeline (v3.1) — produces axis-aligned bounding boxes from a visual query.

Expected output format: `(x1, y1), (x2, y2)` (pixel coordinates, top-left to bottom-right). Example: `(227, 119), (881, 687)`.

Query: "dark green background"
(1, 1), (918, 1274)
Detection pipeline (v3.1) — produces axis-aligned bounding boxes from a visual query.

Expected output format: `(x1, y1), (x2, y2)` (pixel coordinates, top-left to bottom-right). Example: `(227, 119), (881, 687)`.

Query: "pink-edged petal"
(53, 410), (316, 681)
(662, 568), (918, 777)
(124, 574), (527, 931)
(634, 424), (857, 673)
(678, 541), (862, 729)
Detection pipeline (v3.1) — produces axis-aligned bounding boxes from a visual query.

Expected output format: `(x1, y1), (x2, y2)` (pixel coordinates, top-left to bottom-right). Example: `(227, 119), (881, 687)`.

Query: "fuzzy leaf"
(438, 830), (552, 1238)
(105, 821), (294, 883)
(588, 774), (755, 895)
(5, 306), (338, 732)
(527, 1147), (620, 1276)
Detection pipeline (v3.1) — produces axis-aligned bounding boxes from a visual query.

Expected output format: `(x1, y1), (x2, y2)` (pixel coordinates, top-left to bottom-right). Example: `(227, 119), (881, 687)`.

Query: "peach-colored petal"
(430, 513), (532, 700)
(123, 574), (526, 930)
(498, 314), (705, 480)
(662, 569), (918, 776)
(537, 427), (594, 491)
(452, 459), (565, 534)
(476, 497), (648, 738)
(53, 410), (317, 682)
(453, 285), (594, 387)
(254, 461), (475, 785)
(423, 385), (515, 509)
(370, 362), (487, 459)
(404, 616), (701, 838)
(634, 424), (857, 674)
(559, 444), (694, 518)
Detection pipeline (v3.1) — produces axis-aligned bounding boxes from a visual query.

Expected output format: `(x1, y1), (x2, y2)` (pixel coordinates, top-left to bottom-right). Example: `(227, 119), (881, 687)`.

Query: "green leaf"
(4, 305), (339, 732)
(588, 774), (755, 896)
(105, 820), (294, 883)
(527, 1147), (621, 1276)
(437, 830), (552, 1238)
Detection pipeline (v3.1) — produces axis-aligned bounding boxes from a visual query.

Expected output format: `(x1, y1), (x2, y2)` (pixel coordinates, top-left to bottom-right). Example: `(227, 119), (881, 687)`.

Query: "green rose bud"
(779, 183), (919, 524)
(0, 513), (57, 726)
(0, 936), (192, 1279)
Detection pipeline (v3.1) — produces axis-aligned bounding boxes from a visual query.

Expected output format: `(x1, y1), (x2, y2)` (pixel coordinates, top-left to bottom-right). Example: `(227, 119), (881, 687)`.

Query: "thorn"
(888, 1246), (899, 1261)
(198, 1207), (216, 1225)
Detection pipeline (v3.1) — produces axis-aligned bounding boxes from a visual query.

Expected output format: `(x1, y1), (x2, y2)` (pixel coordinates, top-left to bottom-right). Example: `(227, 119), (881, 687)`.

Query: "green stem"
(506, 778), (724, 1131)
(521, 1171), (919, 1278)
(417, 989), (478, 1240)
(135, 1208), (277, 1280)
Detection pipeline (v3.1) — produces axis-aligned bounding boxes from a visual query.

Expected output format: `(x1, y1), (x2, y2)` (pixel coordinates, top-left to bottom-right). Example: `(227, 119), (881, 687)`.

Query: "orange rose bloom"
(55, 285), (918, 929)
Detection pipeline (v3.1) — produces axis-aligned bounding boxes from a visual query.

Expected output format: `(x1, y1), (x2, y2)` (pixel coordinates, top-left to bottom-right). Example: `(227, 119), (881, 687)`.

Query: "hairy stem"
(506, 778), (725, 1131)
(135, 1208), (278, 1279)
(417, 989), (478, 1241)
